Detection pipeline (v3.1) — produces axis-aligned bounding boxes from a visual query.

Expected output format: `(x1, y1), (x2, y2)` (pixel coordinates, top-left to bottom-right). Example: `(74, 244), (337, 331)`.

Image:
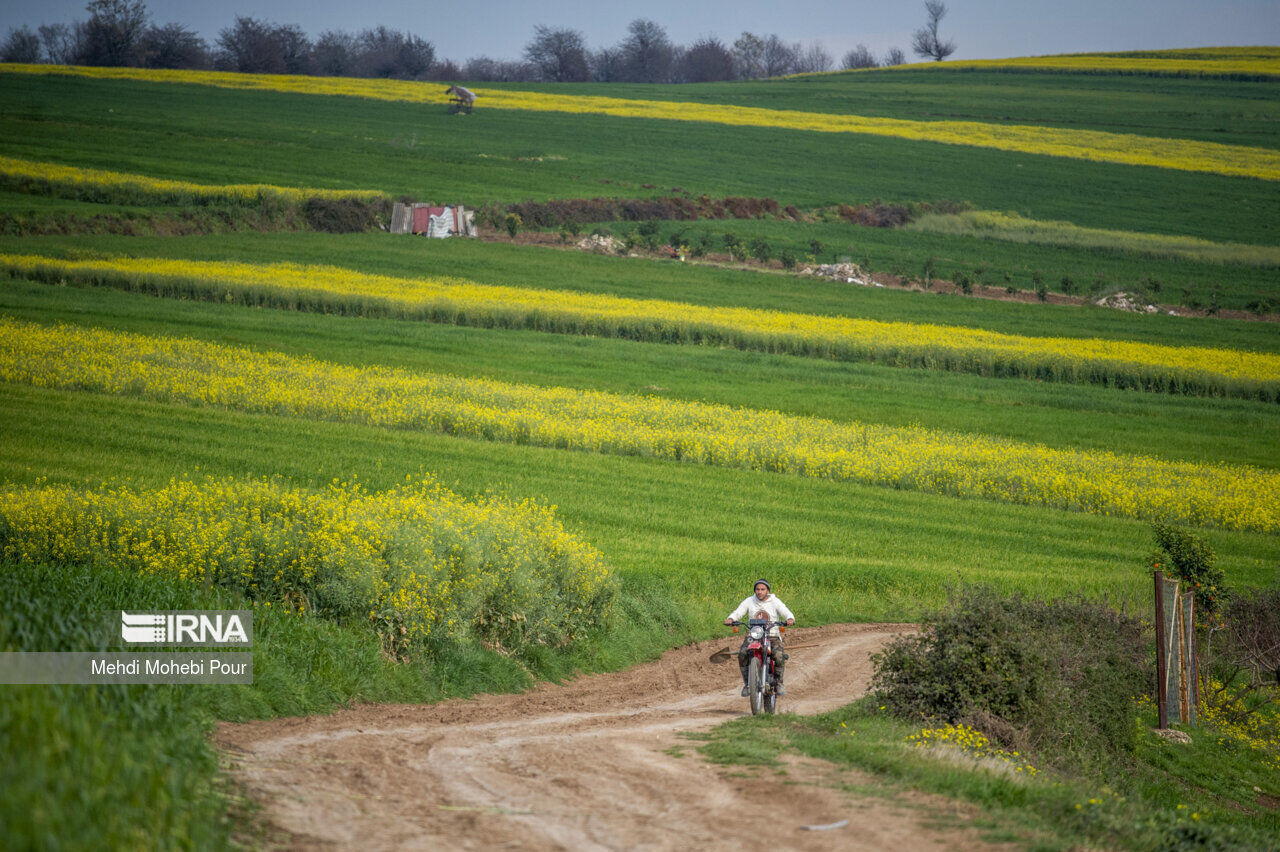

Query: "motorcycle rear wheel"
(747, 657), (763, 715)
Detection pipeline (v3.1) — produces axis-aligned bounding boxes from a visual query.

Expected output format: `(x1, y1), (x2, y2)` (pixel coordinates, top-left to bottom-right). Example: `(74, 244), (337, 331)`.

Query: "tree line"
(2, 0), (956, 82)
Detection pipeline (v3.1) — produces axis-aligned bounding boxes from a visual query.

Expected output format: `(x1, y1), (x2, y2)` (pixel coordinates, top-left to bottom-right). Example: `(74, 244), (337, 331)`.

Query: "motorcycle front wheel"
(747, 656), (763, 715)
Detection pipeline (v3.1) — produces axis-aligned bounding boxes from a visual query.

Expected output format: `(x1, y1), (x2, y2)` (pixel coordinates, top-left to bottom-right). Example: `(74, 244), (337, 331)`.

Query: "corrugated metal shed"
(390, 203), (477, 237)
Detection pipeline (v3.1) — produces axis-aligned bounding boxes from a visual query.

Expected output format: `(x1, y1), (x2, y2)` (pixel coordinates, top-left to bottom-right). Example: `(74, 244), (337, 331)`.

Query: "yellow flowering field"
(923, 47), (1280, 79)
(0, 475), (615, 649)
(6, 253), (1278, 401)
(2, 317), (1277, 533)
(0, 154), (388, 207)
(4, 64), (1275, 181)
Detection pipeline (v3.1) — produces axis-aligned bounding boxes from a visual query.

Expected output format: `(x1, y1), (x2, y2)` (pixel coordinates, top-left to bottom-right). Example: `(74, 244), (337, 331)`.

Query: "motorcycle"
(729, 618), (786, 715)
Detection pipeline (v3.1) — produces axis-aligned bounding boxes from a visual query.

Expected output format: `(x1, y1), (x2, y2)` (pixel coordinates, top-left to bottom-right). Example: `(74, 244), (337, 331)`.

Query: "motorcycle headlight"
(749, 627), (764, 640)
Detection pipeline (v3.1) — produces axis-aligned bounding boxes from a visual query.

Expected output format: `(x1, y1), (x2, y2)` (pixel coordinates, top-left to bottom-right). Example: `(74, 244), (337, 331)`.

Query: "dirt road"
(218, 623), (1003, 850)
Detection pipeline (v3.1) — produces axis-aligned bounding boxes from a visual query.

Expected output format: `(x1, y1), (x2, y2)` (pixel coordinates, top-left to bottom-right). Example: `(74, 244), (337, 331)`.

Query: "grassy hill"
(1, 52), (1278, 847)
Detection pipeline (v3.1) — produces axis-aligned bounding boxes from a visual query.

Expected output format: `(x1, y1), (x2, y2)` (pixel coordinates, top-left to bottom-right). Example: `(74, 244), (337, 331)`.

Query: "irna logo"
(120, 611), (252, 646)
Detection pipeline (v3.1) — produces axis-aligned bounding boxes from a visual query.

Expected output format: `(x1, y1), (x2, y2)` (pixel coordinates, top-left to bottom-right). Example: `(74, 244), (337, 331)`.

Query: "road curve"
(218, 623), (1004, 851)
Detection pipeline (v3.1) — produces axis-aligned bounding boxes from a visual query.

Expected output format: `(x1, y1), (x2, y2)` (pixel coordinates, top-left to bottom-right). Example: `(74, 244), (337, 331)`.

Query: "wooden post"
(1182, 592), (1197, 725)
(1154, 571), (1168, 729)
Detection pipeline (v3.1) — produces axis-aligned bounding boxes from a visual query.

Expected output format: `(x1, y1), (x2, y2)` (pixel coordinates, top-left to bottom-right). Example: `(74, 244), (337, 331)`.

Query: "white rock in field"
(577, 234), (625, 254)
(804, 262), (872, 286)
(1095, 291), (1156, 314)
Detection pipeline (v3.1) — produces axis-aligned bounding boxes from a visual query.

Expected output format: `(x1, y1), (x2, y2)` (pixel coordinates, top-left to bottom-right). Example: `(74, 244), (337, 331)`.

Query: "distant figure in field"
(445, 85), (475, 114)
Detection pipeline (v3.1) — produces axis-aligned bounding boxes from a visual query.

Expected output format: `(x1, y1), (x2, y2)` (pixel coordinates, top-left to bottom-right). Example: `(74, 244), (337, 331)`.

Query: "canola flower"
(2, 317), (1278, 533)
(905, 723), (1040, 777)
(4, 252), (1278, 402)
(918, 47), (1280, 80)
(3, 64), (1276, 182)
(1199, 678), (1280, 772)
(0, 154), (389, 207)
(0, 475), (615, 649)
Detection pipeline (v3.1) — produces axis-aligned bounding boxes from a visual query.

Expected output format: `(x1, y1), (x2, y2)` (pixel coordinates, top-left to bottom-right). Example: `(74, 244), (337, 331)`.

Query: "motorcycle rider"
(724, 579), (794, 697)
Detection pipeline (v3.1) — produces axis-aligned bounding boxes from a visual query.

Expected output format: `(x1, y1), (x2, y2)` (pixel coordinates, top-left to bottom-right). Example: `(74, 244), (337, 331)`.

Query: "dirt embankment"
(218, 623), (1011, 850)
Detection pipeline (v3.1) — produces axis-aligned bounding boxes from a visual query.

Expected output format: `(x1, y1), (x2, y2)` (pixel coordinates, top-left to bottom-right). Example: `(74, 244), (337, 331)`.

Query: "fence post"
(1181, 592), (1197, 725)
(1154, 571), (1168, 729)
(1163, 577), (1183, 725)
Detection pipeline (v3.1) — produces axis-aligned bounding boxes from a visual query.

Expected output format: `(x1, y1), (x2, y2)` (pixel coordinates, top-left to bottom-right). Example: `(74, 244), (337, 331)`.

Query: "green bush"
(722, 232), (744, 260)
(749, 237), (772, 262)
(637, 219), (661, 250)
(1150, 522), (1223, 616)
(871, 586), (1150, 769)
(1245, 296), (1277, 316)
(921, 256), (936, 286)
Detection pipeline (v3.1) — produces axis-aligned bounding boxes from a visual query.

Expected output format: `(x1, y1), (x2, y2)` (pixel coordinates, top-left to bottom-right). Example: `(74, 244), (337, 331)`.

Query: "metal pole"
(1154, 571), (1168, 729)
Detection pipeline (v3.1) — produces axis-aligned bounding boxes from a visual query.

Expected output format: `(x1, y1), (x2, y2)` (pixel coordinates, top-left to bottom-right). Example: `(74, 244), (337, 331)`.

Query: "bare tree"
(793, 41), (832, 74)
(589, 46), (625, 82)
(356, 27), (433, 79)
(619, 18), (674, 82)
(760, 34), (798, 76)
(271, 23), (312, 74)
(884, 46), (906, 66)
(40, 23), (81, 64)
(462, 55), (534, 82)
(462, 55), (500, 80)
(216, 17), (310, 74)
(732, 32), (765, 78)
(2, 26), (42, 63)
(425, 57), (461, 81)
(841, 44), (878, 69)
(78, 0), (149, 66)
(140, 22), (208, 69)
(680, 36), (736, 82)
(911, 1), (956, 61)
(523, 25), (589, 82)
(312, 30), (358, 76)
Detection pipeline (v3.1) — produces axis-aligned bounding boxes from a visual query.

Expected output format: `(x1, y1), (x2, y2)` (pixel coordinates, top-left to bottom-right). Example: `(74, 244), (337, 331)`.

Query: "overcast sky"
(4, 0), (1278, 65)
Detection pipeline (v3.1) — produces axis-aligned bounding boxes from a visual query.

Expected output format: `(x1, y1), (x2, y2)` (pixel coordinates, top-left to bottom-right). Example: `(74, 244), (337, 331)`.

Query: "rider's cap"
(753, 578), (771, 591)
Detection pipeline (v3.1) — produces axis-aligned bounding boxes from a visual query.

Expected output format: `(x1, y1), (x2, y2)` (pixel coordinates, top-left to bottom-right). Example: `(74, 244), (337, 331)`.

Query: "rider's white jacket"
(728, 594), (794, 637)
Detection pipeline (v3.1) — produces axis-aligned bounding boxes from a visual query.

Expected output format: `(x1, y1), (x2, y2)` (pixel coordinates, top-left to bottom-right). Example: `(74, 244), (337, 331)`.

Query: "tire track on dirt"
(217, 623), (1006, 850)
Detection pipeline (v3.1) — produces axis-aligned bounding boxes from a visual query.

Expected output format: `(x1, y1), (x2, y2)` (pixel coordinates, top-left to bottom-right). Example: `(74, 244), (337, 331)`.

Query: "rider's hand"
(786, 618), (795, 626)
(724, 617), (733, 626)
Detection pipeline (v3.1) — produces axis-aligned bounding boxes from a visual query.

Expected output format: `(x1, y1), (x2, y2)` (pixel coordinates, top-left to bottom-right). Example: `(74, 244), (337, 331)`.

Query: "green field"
(2, 55), (1278, 847)
(4, 67), (1277, 311)
(503, 70), (1280, 149)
